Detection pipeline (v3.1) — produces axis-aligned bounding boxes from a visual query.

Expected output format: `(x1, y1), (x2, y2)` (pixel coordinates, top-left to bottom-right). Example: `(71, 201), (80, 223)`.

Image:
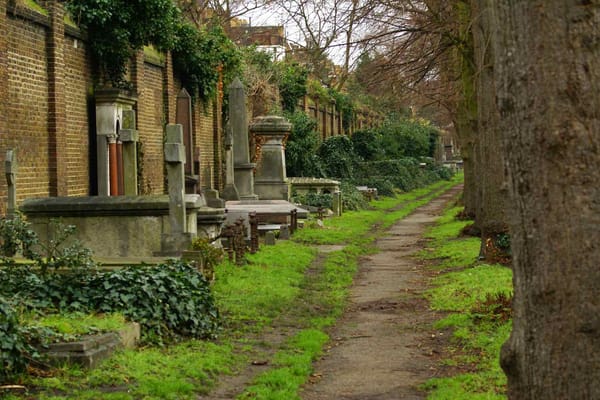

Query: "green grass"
(213, 241), (317, 330)
(10, 177), (462, 400)
(23, 312), (127, 336)
(27, 340), (240, 400)
(421, 202), (512, 399)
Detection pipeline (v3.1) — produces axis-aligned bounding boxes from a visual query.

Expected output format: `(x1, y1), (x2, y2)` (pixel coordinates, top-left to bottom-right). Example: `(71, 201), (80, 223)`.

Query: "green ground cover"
(421, 203), (513, 400)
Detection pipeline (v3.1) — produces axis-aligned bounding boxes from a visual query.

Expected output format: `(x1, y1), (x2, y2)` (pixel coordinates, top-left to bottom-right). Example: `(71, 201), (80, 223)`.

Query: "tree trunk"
(471, 0), (508, 259)
(492, 1), (600, 397)
(451, 1), (480, 220)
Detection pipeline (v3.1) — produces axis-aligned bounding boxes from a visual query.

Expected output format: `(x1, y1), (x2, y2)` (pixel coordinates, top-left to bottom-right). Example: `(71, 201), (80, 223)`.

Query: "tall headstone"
(221, 120), (240, 200)
(119, 109), (139, 195)
(250, 115), (292, 200)
(230, 78), (258, 200)
(5, 149), (16, 218)
(176, 88), (199, 194)
(161, 124), (192, 253)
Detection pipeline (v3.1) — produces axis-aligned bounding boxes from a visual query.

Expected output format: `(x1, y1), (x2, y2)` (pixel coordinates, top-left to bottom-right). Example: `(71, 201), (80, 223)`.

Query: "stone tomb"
(224, 199), (309, 238)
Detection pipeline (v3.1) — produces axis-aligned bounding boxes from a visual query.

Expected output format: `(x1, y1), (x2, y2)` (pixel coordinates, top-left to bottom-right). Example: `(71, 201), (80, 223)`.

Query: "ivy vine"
(172, 22), (241, 103)
(65, 1), (241, 103)
(66, 0), (179, 88)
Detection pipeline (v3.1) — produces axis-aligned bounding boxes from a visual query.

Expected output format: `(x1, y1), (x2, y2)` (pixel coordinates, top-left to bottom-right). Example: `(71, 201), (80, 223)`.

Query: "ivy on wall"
(65, 0), (240, 103)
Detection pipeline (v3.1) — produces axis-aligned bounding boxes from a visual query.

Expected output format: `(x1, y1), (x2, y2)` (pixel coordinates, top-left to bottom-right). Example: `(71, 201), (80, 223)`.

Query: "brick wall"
(194, 101), (217, 189)
(5, 10), (51, 204)
(64, 34), (91, 196)
(137, 61), (166, 194)
(0, 0), (226, 212)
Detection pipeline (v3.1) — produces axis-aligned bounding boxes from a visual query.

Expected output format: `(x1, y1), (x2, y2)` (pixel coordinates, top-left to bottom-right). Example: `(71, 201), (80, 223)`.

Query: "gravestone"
(250, 115), (292, 200)
(221, 120), (240, 201)
(265, 231), (276, 245)
(332, 190), (342, 216)
(230, 78), (258, 200)
(279, 224), (290, 240)
(95, 89), (137, 196)
(5, 149), (16, 217)
(161, 124), (192, 253)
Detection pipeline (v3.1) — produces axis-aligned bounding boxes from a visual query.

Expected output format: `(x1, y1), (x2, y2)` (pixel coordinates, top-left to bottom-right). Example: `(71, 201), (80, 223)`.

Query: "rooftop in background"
(229, 22), (287, 61)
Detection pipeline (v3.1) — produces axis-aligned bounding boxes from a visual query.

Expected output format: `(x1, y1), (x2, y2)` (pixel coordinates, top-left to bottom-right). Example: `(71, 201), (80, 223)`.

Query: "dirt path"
(300, 185), (462, 400)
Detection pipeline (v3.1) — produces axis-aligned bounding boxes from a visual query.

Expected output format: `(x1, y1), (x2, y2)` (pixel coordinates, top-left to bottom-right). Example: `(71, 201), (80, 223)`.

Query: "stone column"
(229, 78), (257, 200)
(250, 116), (292, 200)
(119, 110), (139, 195)
(5, 149), (16, 218)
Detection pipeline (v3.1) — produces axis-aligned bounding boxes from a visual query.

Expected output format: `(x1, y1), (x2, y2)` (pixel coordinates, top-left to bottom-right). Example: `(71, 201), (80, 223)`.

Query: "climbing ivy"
(65, 1), (240, 102)
(279, 62), (308, 112)
(66, 0), (180, 87)
(172, 22), (241, 103)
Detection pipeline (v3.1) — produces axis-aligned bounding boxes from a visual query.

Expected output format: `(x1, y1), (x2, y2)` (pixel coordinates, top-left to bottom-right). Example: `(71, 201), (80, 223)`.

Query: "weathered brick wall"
(194, 101), (217, 190)
(0, 1), (226, 212)
(64, 34), (92, 196)
(5, 10), (51, 204)
(137, 60), (166, 194)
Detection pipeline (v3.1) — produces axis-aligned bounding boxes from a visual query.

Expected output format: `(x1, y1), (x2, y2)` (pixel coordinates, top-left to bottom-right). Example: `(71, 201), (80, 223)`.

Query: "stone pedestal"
(250, 116), (292, 200)
(95, 89), (137, 196)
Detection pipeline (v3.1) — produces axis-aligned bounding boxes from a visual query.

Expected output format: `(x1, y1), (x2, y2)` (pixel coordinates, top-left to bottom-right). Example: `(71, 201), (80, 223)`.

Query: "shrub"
(292, 192), (333, 209)
(285, 112), (324, 177)
(0, 297), (37, 383)
(88, 260), (219, 343)
(339, 182), (369, 211)
(317, 135), (355, 179)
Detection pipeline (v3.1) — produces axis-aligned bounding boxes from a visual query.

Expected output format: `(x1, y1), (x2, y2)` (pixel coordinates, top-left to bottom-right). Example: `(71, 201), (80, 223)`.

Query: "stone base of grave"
(42, 322), (140, 369)
(254, 181), (289, 201)
(225, 200), (309, 235)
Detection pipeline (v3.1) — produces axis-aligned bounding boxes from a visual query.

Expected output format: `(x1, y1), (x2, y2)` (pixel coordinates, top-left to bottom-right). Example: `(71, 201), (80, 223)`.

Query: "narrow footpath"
(300, 185), (462, 400)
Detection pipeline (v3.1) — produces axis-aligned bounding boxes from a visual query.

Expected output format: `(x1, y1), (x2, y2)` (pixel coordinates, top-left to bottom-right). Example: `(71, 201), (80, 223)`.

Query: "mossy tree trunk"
(492, 1), (600, 397)
(471, 0), (508, 259)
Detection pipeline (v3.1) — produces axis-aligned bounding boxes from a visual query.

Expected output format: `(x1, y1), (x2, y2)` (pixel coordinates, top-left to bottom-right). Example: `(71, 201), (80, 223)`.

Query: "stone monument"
(250, 115), (292, 200)
(230, 78), (258, 200)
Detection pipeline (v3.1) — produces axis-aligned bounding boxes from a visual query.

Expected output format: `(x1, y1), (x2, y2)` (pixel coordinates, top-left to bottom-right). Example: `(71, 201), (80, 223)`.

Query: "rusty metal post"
(249, 211), (259, 254)
(290, 208), (298, 234)
(234, 218), (245, 265)
(223, 225), (234, 262)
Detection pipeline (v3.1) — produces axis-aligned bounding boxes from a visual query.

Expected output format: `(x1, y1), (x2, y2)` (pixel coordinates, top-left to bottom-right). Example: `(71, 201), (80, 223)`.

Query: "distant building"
(229, 24), (287, 61)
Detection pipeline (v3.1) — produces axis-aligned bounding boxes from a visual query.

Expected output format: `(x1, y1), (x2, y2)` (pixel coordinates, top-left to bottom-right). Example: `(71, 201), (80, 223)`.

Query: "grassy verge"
(5, 177), (461, 400)
(420, 203), (512, 399)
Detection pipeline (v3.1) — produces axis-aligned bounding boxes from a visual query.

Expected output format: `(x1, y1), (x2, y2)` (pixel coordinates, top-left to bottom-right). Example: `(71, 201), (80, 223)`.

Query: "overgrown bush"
(0, 217), (220, 346)
(285, 112), (324, 177)
(292, 192), (333, 209)
(339, 182), (369, 211)
(317, 135), (355, 179)
(0, 297), (36, 383)
(88, 261), (219, 343)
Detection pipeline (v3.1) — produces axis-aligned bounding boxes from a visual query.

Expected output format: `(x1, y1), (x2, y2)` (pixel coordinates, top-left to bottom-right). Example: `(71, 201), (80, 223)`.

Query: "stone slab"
(225, 200), (309, 219)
